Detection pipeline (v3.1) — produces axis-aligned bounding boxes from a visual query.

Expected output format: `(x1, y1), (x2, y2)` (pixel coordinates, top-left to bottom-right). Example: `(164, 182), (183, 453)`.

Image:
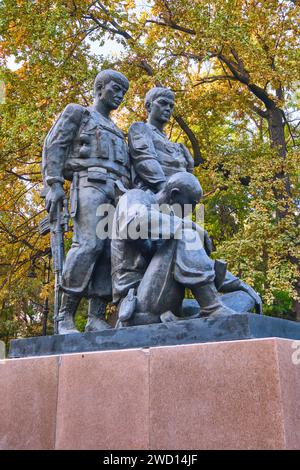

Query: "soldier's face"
(169, 192), (198, 212)
(168, 185), (201, 213)
(150, 96), (174, 124)
(98, 80), (127, 110)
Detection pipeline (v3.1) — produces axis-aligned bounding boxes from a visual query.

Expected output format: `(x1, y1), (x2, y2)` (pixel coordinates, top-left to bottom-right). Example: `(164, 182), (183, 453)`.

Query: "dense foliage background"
(0, 0), (299, 346)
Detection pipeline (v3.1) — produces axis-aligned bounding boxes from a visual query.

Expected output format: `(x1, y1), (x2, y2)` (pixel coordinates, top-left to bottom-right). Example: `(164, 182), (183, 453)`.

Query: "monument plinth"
(9, 313), (300, 359)
(2, 337), (300, 450)
(3, 70), (298, 452)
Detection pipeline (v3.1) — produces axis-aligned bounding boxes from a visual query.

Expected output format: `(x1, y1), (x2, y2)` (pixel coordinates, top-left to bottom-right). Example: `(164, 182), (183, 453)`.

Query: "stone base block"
(1, 338), (300, 449)
(9, 313), (300, 358)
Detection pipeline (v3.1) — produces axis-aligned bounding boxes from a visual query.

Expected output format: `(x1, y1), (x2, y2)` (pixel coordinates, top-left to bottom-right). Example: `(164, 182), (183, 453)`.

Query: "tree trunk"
(267, 106), (291, 205)
(267, 106), (286, 157)
(267, 106), (300, 319)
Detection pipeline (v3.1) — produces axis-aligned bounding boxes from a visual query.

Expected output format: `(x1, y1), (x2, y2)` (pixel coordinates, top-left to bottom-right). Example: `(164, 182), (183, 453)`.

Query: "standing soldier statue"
(128, 87), (194, 192)
(42, 70), (130, 334)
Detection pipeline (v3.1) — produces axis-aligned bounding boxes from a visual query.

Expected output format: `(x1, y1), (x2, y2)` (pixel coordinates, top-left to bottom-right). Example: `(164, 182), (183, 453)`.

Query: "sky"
(6, 36), (123, 71)
(6, 0), (152, 70)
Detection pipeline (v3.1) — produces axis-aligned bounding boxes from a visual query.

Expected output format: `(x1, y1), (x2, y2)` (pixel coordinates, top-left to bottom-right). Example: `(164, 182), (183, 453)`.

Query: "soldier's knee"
(69, 237), (105, 256)
(83, 238), (105, 255)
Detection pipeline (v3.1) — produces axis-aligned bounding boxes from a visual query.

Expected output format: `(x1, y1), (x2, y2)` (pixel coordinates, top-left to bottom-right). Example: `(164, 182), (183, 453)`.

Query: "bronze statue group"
(43, 70), (262, 335)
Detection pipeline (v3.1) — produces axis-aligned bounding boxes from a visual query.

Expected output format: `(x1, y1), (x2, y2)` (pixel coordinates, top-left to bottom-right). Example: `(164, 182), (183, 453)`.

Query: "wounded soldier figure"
(111, 172), (262, 327)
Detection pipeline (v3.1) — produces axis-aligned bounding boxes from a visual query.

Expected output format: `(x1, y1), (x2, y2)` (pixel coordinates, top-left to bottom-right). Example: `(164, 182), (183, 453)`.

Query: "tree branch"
(193, 75), (239, 86)
(218, 53), (276, 109)
(170, 51), (205, 62)
(174, 115), (204, 166)
(95, 2), (133, 39)
(282, 110), (296, 146)
(85, 12), (132, 40)
(145, 19), (195, 35)
(252, 104), (268, 119)
(137, 59), (155, 76)
(83, 7), (202, 166)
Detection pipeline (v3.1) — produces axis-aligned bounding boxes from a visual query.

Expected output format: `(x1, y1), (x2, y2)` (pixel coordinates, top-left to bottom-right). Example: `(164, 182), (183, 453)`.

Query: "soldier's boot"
(85, 297), (111, 332)
(58, 293), (81, 335)
(191, 282), (237, 318)
(118, 288), (137, 322)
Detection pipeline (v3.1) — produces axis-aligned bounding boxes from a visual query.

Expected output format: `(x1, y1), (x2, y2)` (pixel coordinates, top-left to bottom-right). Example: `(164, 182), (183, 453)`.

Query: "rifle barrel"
(53, 201), (64, 334)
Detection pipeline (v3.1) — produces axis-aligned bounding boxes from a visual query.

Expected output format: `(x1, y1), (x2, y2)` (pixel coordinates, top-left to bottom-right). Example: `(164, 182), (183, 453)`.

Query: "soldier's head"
(145, 87), (175, 126)
(158, 172), (203, 212)
(93, 69), (129, 111)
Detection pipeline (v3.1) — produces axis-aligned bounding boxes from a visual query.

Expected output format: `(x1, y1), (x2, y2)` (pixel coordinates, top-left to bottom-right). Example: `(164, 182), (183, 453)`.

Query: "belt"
(77, 167), (130, 184)
(77, 167), (115, 180)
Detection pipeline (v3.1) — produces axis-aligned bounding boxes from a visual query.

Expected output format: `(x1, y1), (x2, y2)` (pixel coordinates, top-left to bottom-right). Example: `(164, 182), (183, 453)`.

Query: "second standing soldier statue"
(43, 70), (130, 334)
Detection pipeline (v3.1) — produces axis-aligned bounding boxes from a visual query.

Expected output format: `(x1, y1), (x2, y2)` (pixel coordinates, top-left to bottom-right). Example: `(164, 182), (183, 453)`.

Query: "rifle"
(39, 197), (69, 334)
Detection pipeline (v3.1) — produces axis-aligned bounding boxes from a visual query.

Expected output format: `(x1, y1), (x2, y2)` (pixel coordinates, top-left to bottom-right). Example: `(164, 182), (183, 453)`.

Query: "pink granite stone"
(55, 349), (149, 450)
(2, 337), (300, 450)
(149, 339), (287, 449)
(275, 339), (300, 449)
(0, 356), (59, 450)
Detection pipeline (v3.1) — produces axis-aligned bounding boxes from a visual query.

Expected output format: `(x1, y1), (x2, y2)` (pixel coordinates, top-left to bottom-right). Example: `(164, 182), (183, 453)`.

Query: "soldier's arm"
(126, 204), (184, 241)
(44, 104), (84, 221)
(128, 122), (166, 190)
(44, 103), (84, 184)
(120, 198), (210, 250)
(179, 143), (194, 174)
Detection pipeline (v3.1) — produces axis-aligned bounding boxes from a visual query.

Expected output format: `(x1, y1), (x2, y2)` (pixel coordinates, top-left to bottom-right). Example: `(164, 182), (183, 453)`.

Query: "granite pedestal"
(1, 337), (300, 449)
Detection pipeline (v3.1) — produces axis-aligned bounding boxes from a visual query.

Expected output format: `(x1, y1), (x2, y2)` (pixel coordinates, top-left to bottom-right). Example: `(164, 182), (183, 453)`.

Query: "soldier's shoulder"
(128, 121), (149, 134)
(120, 188), (153, 205)
(61, 103), (87, 122)
(133, 188), (156, 206)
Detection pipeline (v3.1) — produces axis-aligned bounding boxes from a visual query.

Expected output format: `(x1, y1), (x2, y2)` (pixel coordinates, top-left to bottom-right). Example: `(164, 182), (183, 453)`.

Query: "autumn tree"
(76, 0), (300, 317)
(0, 0), (299, 346)
(0, 0), (96, 342)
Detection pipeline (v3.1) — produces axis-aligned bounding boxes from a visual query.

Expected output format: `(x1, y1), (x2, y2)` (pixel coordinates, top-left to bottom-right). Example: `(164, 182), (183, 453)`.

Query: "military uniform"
(111, 188), (262, 325)
(126, 121), (262, 315)
(111, 188), (216, 322)
(128, 122), (194, 191)
(43, 104), (130, 299)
